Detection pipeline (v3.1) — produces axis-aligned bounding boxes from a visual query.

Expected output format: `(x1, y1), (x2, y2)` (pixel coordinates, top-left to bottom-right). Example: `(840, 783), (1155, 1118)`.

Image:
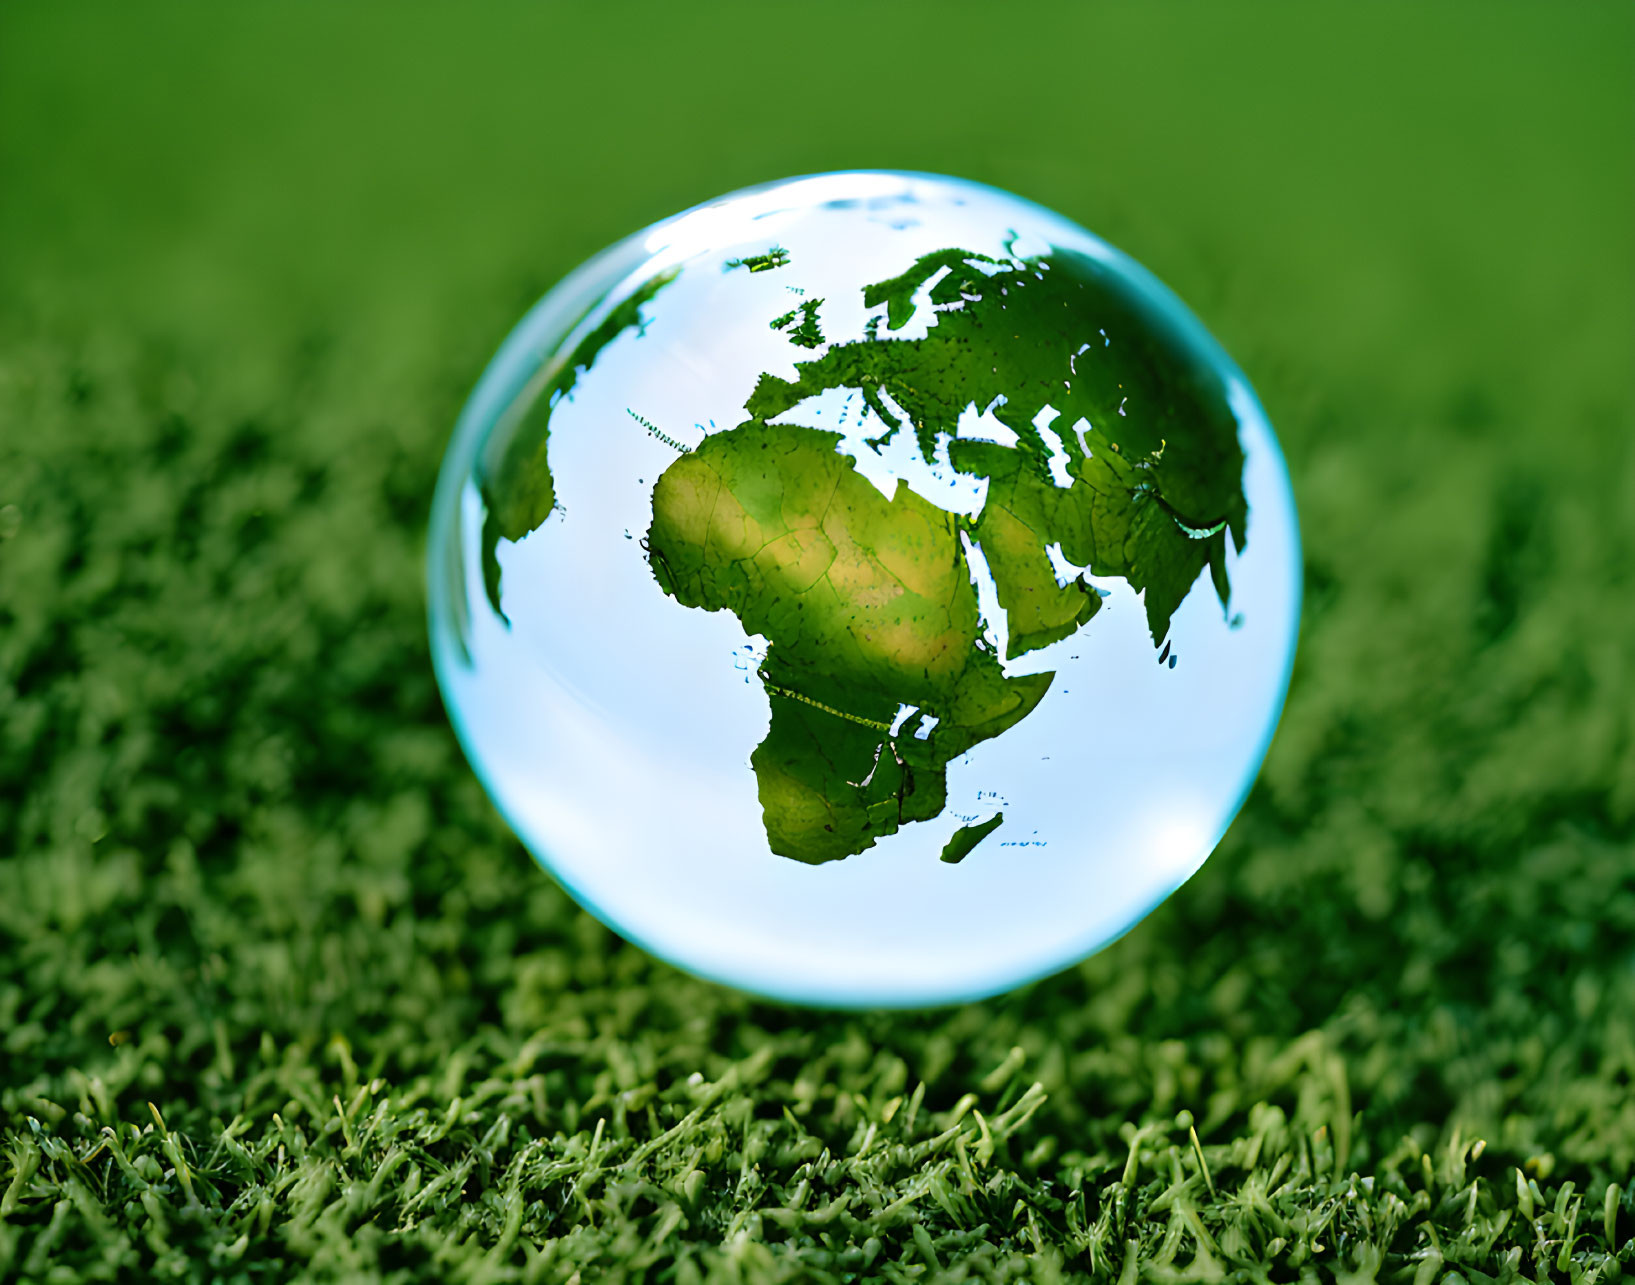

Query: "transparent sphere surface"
(428, 172), (1300, 1007)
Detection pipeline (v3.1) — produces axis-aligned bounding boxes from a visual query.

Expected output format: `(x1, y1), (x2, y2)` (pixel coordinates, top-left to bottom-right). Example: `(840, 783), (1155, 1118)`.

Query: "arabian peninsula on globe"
(477, 239), (1247, 869)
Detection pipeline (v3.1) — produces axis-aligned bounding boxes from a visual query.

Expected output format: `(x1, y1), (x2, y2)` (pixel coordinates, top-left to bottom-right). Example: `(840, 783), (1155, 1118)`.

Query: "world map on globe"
(478, 241), (1247, 868)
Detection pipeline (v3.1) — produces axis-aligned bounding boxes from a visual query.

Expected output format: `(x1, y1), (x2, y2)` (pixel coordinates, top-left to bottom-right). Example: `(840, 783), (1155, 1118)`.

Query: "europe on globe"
(428, 172), (1300, 1006)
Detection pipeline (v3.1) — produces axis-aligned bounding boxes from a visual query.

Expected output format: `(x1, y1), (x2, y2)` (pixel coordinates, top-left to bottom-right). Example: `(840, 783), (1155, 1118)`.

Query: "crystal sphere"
(427, 172), (1300, 1006)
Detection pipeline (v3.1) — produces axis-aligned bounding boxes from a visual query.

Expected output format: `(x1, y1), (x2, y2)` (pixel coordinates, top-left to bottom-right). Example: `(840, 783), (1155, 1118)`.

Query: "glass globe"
(428, 172), (1300, 1007)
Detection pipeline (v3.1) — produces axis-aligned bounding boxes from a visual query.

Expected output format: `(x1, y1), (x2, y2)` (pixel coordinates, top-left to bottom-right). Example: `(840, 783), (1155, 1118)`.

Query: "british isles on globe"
(428, 172), (1301, 1006)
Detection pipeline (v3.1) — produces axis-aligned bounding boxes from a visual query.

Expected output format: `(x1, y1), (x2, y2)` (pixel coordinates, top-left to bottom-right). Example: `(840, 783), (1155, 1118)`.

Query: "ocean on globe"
(427, 172), (1301, 1007)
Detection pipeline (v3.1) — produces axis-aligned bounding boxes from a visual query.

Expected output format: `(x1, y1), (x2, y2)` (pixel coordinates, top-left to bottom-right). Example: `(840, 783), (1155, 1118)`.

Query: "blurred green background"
(2, 4), (1632, 1281)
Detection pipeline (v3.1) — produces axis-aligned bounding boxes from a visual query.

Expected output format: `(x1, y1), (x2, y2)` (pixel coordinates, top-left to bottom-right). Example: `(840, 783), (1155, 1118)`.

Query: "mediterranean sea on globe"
(428, 172), (1301, 1007)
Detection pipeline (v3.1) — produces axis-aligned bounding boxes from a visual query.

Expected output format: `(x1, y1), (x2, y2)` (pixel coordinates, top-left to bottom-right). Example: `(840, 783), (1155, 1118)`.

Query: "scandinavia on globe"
(429, 173), (1301, 1006)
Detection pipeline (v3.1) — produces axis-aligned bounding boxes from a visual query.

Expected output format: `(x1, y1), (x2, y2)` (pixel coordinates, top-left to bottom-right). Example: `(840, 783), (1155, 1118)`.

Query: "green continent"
(646, 242), (1248, 864)
(646, 424), (1051, 865)
(746, 246), (1246, 646)
(479, 269), (677, 616)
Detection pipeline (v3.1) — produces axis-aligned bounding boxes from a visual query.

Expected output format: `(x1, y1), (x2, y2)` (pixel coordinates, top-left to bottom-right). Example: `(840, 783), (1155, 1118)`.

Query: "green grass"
(2, 3), (1633, 1280)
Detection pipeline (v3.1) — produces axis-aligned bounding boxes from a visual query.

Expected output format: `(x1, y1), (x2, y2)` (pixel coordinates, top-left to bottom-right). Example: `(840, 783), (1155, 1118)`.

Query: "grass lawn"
(2, 4), (1632, 1280)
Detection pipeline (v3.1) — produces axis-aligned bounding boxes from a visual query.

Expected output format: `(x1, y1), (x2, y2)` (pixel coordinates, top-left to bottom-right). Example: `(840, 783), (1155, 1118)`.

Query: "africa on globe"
(428, 172), (1300, 1007)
